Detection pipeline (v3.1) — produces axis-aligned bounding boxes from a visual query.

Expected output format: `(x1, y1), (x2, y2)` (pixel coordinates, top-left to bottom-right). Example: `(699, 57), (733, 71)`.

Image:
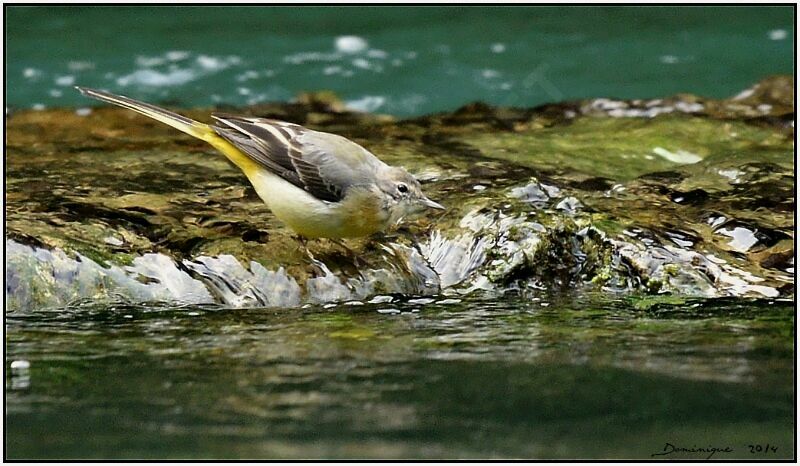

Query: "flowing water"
(5, 6), (794, 115)
(6, 296), (795, 459)
(4, 6), (796, 460)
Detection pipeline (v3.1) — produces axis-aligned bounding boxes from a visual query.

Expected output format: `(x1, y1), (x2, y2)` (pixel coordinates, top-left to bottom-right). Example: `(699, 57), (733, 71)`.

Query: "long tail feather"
(75, 86), (214, 141)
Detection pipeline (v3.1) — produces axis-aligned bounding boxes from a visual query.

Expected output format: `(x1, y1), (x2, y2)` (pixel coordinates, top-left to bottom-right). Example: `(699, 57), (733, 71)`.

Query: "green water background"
(5, 6), (795, 115)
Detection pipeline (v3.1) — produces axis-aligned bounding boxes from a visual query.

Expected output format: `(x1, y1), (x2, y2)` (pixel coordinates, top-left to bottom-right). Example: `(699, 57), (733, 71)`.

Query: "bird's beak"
(421, 197), (445, 210)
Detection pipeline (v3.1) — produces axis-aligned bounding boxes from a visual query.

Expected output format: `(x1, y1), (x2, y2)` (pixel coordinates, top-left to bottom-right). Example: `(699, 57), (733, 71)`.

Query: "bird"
(75, 87), (445, 240)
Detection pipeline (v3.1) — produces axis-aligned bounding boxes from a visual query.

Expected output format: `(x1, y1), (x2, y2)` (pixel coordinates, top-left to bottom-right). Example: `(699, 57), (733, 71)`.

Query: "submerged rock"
(5, 76), (794, 309)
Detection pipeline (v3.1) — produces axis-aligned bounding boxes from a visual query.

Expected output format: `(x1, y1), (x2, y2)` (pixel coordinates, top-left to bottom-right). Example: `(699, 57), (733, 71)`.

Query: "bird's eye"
(397, 183), (409, 194)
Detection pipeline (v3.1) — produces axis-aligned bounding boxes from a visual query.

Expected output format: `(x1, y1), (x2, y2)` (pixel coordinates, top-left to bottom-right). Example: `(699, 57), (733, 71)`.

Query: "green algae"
(460, 115), (791, 181)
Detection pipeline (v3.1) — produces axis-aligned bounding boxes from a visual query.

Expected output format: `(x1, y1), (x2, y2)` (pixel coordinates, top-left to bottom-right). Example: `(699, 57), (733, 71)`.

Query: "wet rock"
(577, 76), (794, 130)
(5, 77), (794, 309)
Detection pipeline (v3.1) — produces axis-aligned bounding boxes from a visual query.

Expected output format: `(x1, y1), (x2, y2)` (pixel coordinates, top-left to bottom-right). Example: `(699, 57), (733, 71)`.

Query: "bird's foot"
(328, 238), (374, 269)
(294, 235), (327, 275)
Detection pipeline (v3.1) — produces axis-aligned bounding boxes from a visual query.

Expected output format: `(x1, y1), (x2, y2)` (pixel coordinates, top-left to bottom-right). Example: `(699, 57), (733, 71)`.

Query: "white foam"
(367, 49), (388, 59)
(306, 261), (351, 304)
(352, 58), (371, 69)
(768, 29), (787, 40)
(733, 88), (755, 100)
(196, 54), (238, 71)
(135, 55), (166, 67)
(116, 68), (197, 87)
(674, 101), (704, 113)
(67, 60), (95, 71)
(166, 50), (190, 61)
(236, 70), (259, 82)
(717, 227), (759, 253)
(419, 230), (489, 288)
(10, 360), (30, 370)
(481, 69), (500, 79)
(55, 75), (75, 86)
(23, 68), (42, 79)
(183, 255), (301, 308)
(335, 35), (368, 54)
(345, 95), (385, 113)
(5, 240), (214, 310)
(718, 168), (742, 183)
(284, 51), (341, 65)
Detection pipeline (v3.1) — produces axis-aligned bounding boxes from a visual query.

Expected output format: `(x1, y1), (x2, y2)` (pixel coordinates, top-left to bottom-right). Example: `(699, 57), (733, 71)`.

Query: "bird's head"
(377, 166), (444, 223)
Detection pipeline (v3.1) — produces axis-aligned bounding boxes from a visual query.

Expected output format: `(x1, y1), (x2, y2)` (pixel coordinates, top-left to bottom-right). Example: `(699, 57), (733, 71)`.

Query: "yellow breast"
(208, 137), (390, 238)
(248, 167), (389, 239)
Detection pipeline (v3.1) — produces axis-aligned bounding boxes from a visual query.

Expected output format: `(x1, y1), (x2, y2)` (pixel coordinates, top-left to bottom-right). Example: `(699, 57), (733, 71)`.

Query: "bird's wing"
(211, 115), (382, 203)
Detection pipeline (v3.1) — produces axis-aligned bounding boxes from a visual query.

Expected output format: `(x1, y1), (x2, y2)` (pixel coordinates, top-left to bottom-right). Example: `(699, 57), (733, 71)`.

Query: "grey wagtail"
(76, 87), (444, 239)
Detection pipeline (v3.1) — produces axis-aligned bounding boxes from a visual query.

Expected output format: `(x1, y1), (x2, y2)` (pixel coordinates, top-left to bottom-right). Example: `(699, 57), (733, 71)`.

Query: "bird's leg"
(371, 228), (418, 248)
(329, 238), (373, 269)
(294, 235), (326, 275)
